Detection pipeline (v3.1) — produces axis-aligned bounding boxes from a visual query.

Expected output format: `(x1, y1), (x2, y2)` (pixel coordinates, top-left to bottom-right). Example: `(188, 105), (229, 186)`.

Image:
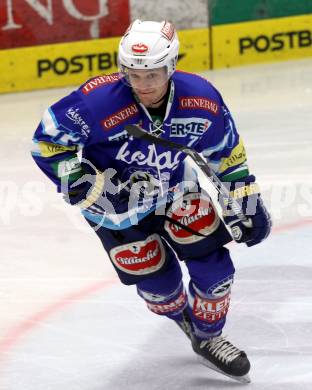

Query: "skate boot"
(175, 309), (250, 383)
(191, 335), (251, 383)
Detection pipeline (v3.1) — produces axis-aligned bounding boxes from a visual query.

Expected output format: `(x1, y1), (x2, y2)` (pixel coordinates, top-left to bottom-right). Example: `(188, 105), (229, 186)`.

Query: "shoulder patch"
(179, 96), (219, 115)
(82, 73), (121, 95)
(38, 141), (77, 158)
(219, 138), (247, 174)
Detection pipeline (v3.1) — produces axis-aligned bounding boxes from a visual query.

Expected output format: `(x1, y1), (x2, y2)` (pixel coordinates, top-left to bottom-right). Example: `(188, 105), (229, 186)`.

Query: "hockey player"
(31, 20), (271, 383)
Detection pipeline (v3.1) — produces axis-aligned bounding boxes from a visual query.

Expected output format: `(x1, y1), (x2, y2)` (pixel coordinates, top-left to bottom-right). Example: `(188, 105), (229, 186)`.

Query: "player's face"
(127, 68), (169, 107)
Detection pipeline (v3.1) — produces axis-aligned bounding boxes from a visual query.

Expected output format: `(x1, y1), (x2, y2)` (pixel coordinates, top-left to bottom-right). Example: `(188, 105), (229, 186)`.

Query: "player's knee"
(186, 247), (235, 293)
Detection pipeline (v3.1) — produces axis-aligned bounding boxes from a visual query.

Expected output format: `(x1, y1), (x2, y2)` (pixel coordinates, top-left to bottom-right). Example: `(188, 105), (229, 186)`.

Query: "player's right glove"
(62, 160), (130, 216)
(221, 175), (272, 247)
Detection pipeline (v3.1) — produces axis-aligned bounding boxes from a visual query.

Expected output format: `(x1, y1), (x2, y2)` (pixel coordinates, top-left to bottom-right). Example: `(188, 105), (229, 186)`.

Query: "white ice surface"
(0, 58), (311, 389)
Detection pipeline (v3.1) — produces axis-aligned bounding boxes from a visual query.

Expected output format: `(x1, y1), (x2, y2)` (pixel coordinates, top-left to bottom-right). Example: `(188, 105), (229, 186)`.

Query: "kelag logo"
(239, 30), (312, 54)
(37, 52), (118, 77)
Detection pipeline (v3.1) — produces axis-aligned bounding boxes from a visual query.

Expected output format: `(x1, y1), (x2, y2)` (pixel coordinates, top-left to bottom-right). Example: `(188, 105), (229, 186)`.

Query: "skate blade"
(197, 355), (251, 384)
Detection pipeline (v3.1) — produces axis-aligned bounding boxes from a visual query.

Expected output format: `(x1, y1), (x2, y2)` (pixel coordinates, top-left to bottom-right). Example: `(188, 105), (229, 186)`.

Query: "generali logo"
(179, 96), (219, 115)
(101, 104), (139, 130)
(131, 43), (149, 54)
(82, 74), (121, 95)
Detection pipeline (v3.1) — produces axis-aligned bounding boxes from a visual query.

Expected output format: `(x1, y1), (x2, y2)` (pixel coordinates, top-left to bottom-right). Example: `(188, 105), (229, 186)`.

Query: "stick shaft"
(125, 124), (248, 223)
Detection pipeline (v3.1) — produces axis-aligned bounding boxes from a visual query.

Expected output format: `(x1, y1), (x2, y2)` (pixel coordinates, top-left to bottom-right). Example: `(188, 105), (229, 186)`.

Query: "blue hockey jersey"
(32, 70), (249, 229)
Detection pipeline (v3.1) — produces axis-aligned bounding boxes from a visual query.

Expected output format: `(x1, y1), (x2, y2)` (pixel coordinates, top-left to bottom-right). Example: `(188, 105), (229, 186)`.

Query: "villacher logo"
(110, 234), (166, 275)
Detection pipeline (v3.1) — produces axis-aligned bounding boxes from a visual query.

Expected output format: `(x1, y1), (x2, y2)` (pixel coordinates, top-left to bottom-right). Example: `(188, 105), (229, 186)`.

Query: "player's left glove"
(221, 175), (272, 247)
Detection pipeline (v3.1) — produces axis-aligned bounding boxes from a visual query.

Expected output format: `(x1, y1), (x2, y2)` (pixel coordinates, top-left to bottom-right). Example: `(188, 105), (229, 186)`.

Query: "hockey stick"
(125, 124), (251, 225)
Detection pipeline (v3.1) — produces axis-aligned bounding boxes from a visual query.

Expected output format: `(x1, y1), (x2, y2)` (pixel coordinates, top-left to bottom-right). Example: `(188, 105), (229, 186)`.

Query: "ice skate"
(175, 310), (250, 383)
(192, 335), (251, 384)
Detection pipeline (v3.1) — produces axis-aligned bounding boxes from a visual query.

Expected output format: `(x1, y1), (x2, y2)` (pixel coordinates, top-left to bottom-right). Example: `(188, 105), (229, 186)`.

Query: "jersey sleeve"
(31, 90), (93, 192)
(196, 87), (250, 182)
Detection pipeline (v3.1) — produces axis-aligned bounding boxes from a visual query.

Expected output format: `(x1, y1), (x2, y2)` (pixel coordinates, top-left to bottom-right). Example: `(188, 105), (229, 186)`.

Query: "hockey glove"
(221, 175), (272, 247)
(62, 161), (130, 216)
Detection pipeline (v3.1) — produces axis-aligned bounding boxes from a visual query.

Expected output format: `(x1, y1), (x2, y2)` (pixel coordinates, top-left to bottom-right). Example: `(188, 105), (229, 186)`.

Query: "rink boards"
(0, 28), (210, 94)
(212, 14), (312, 69)
(0, 14), (311, 93)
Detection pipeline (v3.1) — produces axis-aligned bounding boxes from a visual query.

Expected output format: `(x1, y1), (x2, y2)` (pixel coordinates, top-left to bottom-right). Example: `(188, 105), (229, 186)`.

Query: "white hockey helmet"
(118, 20), (179, 85)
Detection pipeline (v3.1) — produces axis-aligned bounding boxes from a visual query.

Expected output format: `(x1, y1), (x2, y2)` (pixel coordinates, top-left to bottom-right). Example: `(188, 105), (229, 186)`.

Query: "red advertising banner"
(0, 0), (130, 49)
